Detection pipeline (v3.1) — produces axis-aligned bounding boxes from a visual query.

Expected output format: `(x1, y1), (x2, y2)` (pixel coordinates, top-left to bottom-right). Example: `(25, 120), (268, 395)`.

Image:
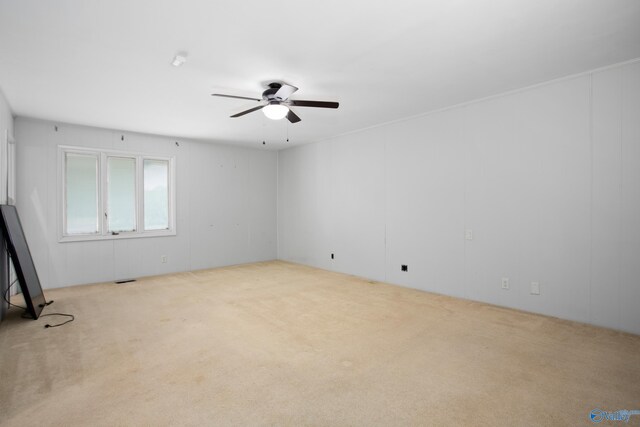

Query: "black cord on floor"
(2, 254), (75, 328)
(2, 242), (27, 311)
(40, 313), (75, 328)
(3, 277), (26, 310)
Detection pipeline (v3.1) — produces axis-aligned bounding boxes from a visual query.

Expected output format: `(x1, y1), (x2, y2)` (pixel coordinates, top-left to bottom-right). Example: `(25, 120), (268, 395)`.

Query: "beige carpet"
(0, 261), (639, 426)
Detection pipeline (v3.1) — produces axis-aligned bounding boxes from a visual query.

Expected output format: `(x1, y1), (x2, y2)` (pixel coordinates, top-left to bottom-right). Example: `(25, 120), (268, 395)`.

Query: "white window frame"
(58, 145), (176, 242)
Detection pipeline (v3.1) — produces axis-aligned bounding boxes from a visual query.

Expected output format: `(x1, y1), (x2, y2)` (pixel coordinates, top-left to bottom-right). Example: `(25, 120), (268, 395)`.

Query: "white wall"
(278, 60), (640, 335)
(0, 93), (11, 137)
(0, 90), (14, 200)
(15, 118), (277, 289)
(0, 88), (14, 320)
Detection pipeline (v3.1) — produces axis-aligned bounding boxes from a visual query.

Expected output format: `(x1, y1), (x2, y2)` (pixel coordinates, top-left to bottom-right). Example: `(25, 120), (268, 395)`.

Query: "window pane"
(144, 159), (169, 230)
(107, 157), (136, 232)
(66, 153), (99, 234)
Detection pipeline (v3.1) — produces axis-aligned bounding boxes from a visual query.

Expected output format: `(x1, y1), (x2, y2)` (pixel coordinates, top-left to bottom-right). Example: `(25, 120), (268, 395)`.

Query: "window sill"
(58, 229), (176, 243)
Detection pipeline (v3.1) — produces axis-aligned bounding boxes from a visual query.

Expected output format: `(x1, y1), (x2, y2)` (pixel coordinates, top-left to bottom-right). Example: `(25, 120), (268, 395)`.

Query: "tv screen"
(0, 205), (46, 319)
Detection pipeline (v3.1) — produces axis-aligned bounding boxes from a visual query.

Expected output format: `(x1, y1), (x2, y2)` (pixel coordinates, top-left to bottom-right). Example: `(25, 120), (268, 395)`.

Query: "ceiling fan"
(212, 82), (339, 123)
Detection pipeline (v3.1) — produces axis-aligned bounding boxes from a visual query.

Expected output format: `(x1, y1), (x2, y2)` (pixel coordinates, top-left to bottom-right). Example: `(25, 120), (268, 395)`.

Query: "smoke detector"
(171, 53), (187, 67)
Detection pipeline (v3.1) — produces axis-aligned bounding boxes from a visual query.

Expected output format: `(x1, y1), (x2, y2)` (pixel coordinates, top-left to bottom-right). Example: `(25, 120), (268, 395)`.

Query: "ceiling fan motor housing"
(263, 83), (284, 101)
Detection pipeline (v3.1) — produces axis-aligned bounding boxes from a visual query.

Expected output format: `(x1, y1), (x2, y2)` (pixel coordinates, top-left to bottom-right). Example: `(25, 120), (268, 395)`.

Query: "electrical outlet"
(465, 229), (473, 240)
(531, 281), (540, 295)
(161, 255), (167, 263)
(501, 277), (510, 290)
(401, 265), (408, 272)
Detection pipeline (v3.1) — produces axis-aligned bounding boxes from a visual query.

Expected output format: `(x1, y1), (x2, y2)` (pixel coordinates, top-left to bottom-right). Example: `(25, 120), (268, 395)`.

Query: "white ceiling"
(1, 0), (639, 150)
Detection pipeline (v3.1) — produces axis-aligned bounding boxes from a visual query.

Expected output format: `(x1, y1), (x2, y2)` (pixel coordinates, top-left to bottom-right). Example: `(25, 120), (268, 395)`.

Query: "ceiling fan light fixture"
(263, 103), (289, 120)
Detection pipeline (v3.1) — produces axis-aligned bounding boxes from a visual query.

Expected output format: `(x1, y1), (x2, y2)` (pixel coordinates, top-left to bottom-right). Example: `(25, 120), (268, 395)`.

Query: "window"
(60, 146), (175, 241)
(143, 159), (169, 231)
(107, 156), (136, 232)
(65, 153), (99, 234)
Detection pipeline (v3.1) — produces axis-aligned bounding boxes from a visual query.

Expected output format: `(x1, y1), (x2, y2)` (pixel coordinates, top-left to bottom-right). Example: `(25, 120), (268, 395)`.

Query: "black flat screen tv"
(0, 205), (46, 319)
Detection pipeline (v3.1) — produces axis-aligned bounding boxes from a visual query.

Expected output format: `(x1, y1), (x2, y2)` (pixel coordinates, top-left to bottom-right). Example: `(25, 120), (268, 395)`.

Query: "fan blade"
(212, 93), (262, 102)
(230, 104), (265, 118)
(287, 109), (301, 123)
(274, 84), (298, 101)
(289, 100), (339, 109)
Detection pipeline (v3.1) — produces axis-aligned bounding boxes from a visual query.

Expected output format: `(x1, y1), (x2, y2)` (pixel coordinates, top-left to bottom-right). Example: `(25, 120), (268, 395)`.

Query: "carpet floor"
(0, 261), (639, 426)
